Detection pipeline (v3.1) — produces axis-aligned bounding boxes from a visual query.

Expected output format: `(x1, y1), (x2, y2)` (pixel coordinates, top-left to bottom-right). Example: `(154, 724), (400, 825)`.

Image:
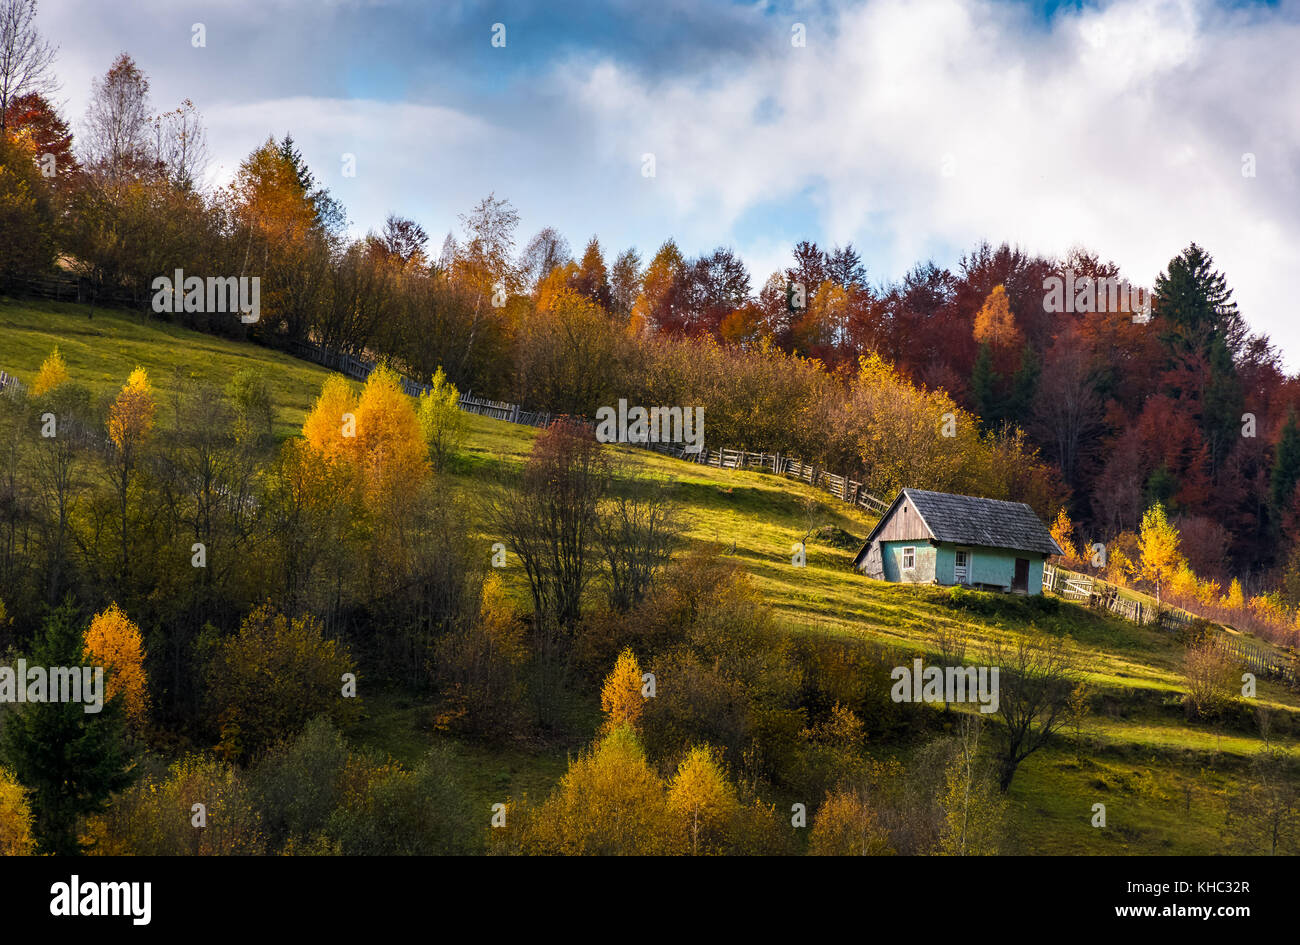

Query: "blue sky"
(34, 0), (1300, 364)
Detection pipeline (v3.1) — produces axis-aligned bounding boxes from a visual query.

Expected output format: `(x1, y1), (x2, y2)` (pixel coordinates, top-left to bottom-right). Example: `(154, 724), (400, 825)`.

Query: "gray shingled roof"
(864, 488), (1063, 556)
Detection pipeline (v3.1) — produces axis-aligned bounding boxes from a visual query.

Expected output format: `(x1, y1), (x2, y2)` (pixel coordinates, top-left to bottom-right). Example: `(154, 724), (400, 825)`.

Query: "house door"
(1013, 558), (1030, 592)
(954, 550), (970, 584)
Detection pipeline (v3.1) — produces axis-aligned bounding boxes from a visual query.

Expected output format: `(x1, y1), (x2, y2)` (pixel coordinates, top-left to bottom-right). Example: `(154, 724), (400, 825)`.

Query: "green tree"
(970, 342), (1000, 429)
(416, 366), (466, 471)
(1270, 410), (1300, 520)
(0, 602), (133, 854)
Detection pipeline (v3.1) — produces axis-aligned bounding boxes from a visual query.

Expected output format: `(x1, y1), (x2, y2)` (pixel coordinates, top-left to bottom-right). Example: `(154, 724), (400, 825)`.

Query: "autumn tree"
(85, 755), (264, 855)
(936, 717), (1004, 855)
(1049, 509), (1079, 564)
(82, 52), (152, 182)
(1228, 748), (1300, 855)
(484, 418), (608, 632)
(433, 573), (530, 739)
(609, 247), (642, 319)
(0, 766), (35, 855)
(1138, 502), (1183, 606)
(521, 725), (676, 855)
(519, 226), (571, 290)
(30, 345), (66, 396)
(204, 605), (357, 762)
(972, 284), (1018, 348)
(0, 125), (55, 283)
(573, 235), (611, 310)
(83, 603), (149, 730)
(667, 745), (738, 855)
(595, 471), (683, 613)
(632, 239), (687, 334)
(600, 647), (645, 731)
(809, 788), (893, 855)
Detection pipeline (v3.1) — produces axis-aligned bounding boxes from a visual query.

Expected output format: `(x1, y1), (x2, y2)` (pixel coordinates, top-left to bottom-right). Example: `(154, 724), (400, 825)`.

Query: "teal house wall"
(880, 541), (1047, 594)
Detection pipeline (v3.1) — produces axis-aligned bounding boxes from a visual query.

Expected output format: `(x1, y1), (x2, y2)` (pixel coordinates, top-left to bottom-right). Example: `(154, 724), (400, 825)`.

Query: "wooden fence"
(2, 273), (142, 308)
(1043, 563), (1296, 684)
(288, 341), (893, 516)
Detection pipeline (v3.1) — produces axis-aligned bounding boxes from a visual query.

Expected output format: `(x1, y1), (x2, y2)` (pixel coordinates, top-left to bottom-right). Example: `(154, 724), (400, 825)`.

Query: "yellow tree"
(0, 768), (36, 855)
(667, 746), (738, 855)
(31, 346), (69, 396)
(1138, 503), (1183, 606)
(524, 725), (676, 855)
(352, 364), (429, 507)
(808, 788), (893, 856)
(302, 374), (358, 463)
(1049, 509), (1079, 564)
(600, 647), (645, 732)
(107, 367), (156, 587)
(1222, 578), (1246, 611)
(83, 603), (149, 729)
(973, 285), (1018, 348)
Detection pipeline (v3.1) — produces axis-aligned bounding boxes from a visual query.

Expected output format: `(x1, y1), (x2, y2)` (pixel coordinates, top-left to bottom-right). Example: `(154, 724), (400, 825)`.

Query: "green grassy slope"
(0, 300), (341, 438)
(3, 298), (1295, 854)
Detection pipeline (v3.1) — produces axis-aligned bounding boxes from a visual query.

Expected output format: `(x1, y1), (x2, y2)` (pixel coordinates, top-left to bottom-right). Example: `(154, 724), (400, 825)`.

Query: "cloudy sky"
(33, 0), (1300, 365)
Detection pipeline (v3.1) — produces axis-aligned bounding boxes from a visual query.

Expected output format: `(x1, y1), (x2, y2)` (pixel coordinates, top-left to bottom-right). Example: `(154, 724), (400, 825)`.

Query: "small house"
(852, 488), (1063, 595)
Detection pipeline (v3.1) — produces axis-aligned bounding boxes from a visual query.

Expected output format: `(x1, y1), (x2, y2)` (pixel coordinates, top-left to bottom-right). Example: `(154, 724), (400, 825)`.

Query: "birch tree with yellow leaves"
(107, 366), (155, 589)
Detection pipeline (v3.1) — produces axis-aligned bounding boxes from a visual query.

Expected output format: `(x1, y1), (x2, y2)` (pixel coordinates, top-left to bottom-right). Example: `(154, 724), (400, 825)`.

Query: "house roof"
(853, 488), (1064, 566)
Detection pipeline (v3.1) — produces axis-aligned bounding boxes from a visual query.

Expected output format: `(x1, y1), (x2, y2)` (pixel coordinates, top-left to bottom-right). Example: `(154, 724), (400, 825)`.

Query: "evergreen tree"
(0, 601), (134, 854)
(1202, 334), (1244, 473)
(276, 134), (345, 234)
(970, 342), (1001, 429)
(1270, 410), (1300, 516)
(1155, 243), (1244, 362)
(1006, 344), (1040, 425)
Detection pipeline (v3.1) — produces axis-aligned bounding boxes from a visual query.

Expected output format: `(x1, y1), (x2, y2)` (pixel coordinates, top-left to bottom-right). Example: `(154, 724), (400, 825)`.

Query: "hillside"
(2, 298), (1297, 855)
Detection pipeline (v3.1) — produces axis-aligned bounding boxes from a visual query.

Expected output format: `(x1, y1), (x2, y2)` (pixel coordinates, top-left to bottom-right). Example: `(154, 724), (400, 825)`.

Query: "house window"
(902, 546), (916, 570)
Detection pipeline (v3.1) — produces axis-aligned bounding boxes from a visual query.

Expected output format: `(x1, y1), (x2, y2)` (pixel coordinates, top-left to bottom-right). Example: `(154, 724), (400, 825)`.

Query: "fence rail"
(2, 273), (142, 308)
(1042, 564), (1296, 685)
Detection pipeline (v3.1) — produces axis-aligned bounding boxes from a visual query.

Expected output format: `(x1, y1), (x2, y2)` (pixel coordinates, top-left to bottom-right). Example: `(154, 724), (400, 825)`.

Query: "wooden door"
(1013, 557), (1030, 592)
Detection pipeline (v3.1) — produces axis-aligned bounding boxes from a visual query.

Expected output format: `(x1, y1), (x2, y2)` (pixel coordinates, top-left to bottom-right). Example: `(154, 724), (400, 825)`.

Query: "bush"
(204, 606), (358, 762)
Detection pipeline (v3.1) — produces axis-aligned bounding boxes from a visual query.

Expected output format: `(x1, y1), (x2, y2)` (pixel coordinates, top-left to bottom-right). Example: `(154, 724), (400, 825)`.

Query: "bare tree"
(0, 0), (58, 136)
(482, 418), (608, 630)
(520, 226), (571, 290)
(151, 98), (208, 189)
(83, 52), (151, 180)
(595, 468), (685, 612)
(986, 634), (1078, 792)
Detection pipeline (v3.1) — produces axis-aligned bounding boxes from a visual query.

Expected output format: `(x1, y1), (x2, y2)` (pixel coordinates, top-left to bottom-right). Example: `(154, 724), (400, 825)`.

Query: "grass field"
(3, 297), (1296, 854)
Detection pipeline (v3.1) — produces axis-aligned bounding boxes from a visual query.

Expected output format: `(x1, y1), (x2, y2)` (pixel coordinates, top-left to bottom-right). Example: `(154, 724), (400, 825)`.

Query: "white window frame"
(901, 546), (916, 571)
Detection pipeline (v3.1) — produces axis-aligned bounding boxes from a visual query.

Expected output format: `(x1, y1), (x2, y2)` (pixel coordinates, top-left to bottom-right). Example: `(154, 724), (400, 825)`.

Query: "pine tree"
(1155, 243), (1243, 362)
(0, 602), (133, 855)
(1006, 344), (1040, 425)
(970, 342), (1001, 429)
(1270, 410), (1300, 517)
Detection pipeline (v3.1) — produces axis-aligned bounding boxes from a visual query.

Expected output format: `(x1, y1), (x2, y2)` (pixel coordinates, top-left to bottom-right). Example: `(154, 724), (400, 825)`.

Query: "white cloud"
(561, 0), (1300, 364)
